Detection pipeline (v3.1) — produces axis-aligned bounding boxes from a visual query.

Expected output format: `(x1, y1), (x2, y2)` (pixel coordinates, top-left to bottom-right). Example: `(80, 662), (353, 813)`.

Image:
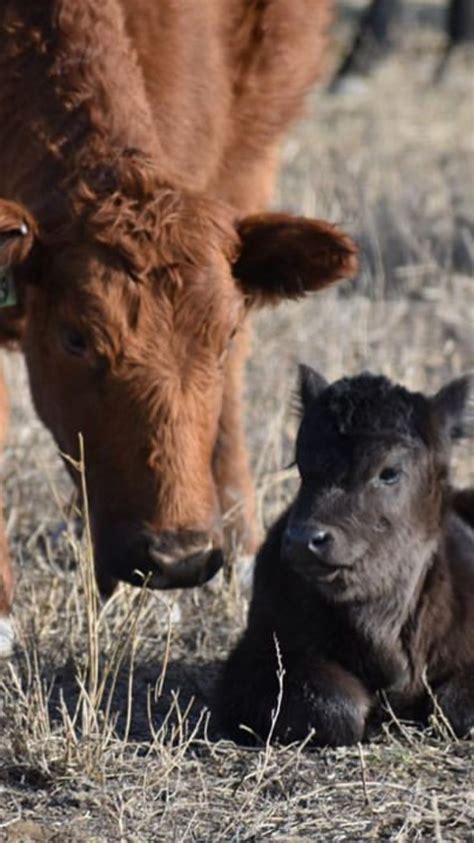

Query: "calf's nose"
(283, 523), (334, 563)
(308, 529), (332, 554)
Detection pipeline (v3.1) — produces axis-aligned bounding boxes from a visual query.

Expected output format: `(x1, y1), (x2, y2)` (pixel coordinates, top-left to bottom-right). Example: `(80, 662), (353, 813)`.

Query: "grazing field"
(1, 7), (473, 843)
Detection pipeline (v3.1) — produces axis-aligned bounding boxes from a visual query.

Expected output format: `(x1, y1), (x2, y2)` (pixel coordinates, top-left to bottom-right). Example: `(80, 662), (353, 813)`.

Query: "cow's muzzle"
(96, 526), (224, 592)
(145, 530), (224, 589)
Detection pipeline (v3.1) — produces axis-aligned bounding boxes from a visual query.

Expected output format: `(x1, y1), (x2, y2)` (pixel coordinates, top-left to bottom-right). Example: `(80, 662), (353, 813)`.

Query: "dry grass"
(0, 6), (473, 841)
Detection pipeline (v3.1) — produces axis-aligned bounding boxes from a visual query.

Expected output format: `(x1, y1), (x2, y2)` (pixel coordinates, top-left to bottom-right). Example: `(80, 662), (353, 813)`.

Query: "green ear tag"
(0, 267), (17, 308)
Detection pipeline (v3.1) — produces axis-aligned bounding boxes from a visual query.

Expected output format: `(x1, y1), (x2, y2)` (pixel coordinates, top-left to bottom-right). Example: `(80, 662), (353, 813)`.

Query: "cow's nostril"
(146, 531), (223, 589)
(308, 529), (332, 553)
(96, 525), (224, 591)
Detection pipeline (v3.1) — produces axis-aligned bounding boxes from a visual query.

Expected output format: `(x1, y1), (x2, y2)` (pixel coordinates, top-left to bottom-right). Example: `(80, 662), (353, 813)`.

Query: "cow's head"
(0, 182), (357, 594)
(284, 367), (474, 604)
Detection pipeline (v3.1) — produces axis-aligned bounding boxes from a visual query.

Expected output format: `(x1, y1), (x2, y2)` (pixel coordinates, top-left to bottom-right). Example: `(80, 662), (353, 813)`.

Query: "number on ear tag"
(0, 267), (17, 308)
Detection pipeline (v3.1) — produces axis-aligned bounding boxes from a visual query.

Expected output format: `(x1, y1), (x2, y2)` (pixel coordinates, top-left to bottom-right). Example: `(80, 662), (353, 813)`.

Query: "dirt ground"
(0, 3), (473, 841)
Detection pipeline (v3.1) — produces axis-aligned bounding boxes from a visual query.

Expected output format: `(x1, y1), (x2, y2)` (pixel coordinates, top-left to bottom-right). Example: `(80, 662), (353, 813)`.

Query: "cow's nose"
(283, 523), (333, 562)
(95, 525), (224, 592)
(147, 532), (224, 589)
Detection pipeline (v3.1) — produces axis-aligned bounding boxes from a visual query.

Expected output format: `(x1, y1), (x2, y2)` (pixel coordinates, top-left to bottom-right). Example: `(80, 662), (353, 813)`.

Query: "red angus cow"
(0, 1), (358, 653)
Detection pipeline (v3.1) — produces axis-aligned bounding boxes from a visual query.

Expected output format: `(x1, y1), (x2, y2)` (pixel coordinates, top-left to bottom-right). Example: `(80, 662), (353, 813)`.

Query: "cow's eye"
(218, 326), (239, 366)
(378, 466), (401, 485)
(226, 326), (238, 350)
(59, 324), (88, 357)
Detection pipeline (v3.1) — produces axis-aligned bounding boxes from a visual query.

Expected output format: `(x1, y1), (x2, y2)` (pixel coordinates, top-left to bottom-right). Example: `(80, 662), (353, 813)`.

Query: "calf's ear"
(298, 364), (328, 409)
(232, 213), (358, 307)
(432, 374), (474, 440)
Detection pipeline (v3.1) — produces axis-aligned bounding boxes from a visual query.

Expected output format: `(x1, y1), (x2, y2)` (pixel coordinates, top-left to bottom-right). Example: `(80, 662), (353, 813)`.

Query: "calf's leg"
(433, 670), (474, 738)
(0, 365), (14, 657)
(279, 659), (373, 747)
(219, 640), (372, 747)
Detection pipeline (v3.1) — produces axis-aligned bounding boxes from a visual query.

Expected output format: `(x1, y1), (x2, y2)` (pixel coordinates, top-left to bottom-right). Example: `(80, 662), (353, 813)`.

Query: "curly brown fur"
(0, 1), (359, 615)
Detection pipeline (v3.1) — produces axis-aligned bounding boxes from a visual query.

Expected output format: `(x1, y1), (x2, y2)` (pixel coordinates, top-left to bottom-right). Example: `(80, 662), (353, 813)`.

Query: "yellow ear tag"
(0, 267), (17, 308)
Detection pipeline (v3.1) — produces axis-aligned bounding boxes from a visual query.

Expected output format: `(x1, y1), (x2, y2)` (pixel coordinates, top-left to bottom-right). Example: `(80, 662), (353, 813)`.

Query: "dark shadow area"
(41, 655), (225, 744)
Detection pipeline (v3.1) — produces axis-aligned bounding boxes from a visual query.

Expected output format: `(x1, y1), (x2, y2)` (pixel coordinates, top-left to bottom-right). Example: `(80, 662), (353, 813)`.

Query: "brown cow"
(0, 1), (358, 651)
(219, 368), (474, 746)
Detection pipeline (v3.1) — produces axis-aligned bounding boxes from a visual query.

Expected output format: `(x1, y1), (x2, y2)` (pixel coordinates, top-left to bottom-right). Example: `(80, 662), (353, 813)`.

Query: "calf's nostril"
(308, 529), (332, 553)
(284, 524), (333, 558)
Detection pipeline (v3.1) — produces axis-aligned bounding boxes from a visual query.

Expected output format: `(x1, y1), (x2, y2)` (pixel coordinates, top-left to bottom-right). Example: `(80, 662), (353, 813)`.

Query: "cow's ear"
(299, 364), (328, 409)
(232, 213), (358, 306)
(0, 199), (37, 268)
(431, 374), (474, 440)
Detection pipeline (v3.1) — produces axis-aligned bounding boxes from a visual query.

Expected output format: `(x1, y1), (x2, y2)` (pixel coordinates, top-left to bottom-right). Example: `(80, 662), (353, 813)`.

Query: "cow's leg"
(436, 0), (474, 80)
(330, 0), (403, 92)
(450, 488), (474, 529)
(213, 326), (260, 561)
(0, 365), (14, 657)
(447, 0), (474, 45)
(211, 147), (280, 570)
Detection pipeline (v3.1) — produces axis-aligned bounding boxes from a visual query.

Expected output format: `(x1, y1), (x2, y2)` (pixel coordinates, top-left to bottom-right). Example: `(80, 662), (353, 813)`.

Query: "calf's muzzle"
(283, 522), (335, 566)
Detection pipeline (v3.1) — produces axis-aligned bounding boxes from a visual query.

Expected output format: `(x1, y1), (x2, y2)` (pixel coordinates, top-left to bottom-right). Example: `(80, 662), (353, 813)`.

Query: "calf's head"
(284, 367), (474, 603)
(0, 187), (357, 593)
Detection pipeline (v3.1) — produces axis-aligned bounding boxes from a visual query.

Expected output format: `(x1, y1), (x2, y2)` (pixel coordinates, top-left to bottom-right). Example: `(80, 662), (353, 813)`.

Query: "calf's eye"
(378, 466), (401, 485)
(59, 324), (88, 357)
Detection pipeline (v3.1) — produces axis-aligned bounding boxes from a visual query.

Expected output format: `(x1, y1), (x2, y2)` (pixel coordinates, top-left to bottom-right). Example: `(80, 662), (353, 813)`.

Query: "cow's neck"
(0, 1), (176, 228)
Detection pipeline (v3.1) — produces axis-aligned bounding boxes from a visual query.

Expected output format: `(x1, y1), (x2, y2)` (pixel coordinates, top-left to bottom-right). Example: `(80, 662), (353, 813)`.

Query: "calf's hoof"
(434, 681), (474, 738)
(0, 616), (14, 658)
(303, 692), (369, 747)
